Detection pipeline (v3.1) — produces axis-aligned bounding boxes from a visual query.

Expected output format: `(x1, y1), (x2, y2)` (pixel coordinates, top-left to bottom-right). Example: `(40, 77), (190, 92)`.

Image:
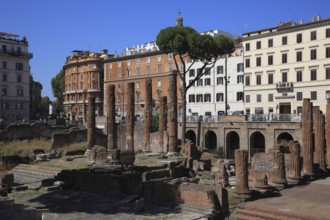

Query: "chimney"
(300, 19), (304, 25)
(317, 14), (321, 21)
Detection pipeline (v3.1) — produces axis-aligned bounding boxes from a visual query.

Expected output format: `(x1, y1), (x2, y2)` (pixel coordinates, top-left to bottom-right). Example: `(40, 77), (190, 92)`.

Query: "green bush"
(151, 115), (159, 132)
(212, 146), (225, 159)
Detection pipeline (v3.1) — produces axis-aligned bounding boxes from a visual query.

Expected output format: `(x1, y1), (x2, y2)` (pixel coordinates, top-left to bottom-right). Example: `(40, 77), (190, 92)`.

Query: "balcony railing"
(248, 113), (301, 122)
(275, 82), (293, 92)
(87, 88), (101, 92)
(0, 49), (33, 59)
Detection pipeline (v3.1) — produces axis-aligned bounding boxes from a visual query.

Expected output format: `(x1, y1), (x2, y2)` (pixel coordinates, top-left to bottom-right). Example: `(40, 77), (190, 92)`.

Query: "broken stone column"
(107, 85), (116, 150)
(287, 141), (302, 184)
(271, 151), (287, 189)
(168, 71), (178, 154)
(126, 82), (135, 151)
(87, 96), (96, 150)
(220, 163), (229, 187)
(143, 78), (152, 152)
(159, 96), (168, 152)
(327, 99), (330, 169)
(233, 150), (251, 201)
(314, 110), (326, 171)
(107, 85), (120, 160)
(302, 98), (314, 178)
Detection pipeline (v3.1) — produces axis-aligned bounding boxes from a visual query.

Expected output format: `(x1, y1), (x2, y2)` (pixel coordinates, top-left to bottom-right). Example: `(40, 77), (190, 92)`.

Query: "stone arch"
(186, 130), (196, 144)
(276, 132), (294, 145)
(250, 131), (265, 157)
(226, 131), (240, 159)
(205, 130), (217, 150)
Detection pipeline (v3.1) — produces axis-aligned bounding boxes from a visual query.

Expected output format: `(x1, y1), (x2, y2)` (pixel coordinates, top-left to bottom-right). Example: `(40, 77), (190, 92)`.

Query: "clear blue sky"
(1, 0), (329, 101)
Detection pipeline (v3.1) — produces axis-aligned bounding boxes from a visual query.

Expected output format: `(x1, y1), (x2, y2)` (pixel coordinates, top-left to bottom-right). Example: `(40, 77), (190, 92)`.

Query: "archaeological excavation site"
(0, 78), (330, 220)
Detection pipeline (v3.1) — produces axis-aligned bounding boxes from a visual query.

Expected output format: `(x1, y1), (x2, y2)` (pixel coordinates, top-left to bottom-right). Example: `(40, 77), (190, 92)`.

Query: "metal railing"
(247, 113), (301, 122)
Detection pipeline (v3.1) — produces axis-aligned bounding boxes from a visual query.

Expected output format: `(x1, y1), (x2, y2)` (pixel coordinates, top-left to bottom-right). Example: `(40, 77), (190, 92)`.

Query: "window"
(204, 78), (211, 86)
(237, 92), (244, 101)
(246, 95), (250, 103)
(157, 55), (161, 62)
(118, 62), (121, 68)
(297, 33), (302, 43)
(256, 41), (261, 49)
(297, 92), (303, 101)
(136, 58), (140, 65)
(189, 80), (195, 87)
(17, 88), (24, 96)
(196, 94), (203, 102)
(268, 39), (273, 47)
(282, 53), (287, 63)
(146, 57), (151, 63)
(245, 75), (250, 86)
(296, 51), (302, 62)
(136, 82), (140, 89)
(311, 31), (317, 40)
(197, 68), (202, 75)
(256, 75), (261, 85)
(268, 94), (273, 102)
(311, 91), (317, 100)
(109, 63), (112, 69)
(127, 60), (130, 66)
(157, 65), (162, 73)
(168, 63), (173, 73)
(282, 36), (287, 45)
(216, 93), (224, 102)
(327, 28), (330, 38)
(245, 43), (250, 51)
(311, 49), (317, 60)
(237, 75), (244, 83)
(189, 94), (195, 103)
(256, 57), (261, 66)
(168, 53), (173, 60)
(268, 55), (273, 65)
(217, 66), (223, 74)
(297, 70), (303, 82)
(109, 72), (112, 78)
(157, 80), (161, 88)
(17, 75), (22, 82)
(15, 62), (23, 70)
(326, 47), (330, 58)
(118, 72), (122, 78)
(326, 68), (330, 79)
(1, 88), (7, 96)
(268, 74), (273, 84)
(311, 69), (317, 81)
(204, 94), (211, 102)
(136, 92), (141, 102)
(256, 94), (262, 102)
(197, 79), (203, 86)
(189, 69), (195, 77)
(237, 63), (244, 72)
(146, 66), (150, 75)
(255, 107), (264, 114)
(136, 68), (140, 76)
(245, 58), (250, 68)
(217, 77), (223, 85)
(205, 67), (211, 75)
(2, 74), (7, 82)
(2, 61), (6, 69)
(2, 45), (7, 52)
(157, 91), (162, 100)
(282, 72), (287, 82)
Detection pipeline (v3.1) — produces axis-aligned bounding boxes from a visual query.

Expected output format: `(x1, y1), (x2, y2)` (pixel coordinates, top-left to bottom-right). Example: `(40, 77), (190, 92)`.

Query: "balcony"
(275, 82), (293, 93)
(87, 88), (101, 92)
(0, 49), (33, 59)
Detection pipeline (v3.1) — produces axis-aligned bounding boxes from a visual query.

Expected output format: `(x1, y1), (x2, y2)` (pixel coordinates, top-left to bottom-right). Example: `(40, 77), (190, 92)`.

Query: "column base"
(271, 179), (288, 190)
(233, 190), (252, 201)
(287, 176), (302, 185)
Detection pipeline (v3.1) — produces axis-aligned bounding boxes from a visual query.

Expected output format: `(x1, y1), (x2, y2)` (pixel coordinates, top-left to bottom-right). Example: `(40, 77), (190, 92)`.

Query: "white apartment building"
(0, 32), (32, 121)
(186, 52), (244, 117)
(242, 15), (330, 115)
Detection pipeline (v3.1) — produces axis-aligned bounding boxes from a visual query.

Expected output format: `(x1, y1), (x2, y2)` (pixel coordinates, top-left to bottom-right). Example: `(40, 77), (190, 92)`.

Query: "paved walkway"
(243, 177), (330, 219)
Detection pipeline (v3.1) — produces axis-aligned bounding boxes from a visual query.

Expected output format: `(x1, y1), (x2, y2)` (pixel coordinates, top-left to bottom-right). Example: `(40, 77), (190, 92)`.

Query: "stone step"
(236, 205), (320, 220)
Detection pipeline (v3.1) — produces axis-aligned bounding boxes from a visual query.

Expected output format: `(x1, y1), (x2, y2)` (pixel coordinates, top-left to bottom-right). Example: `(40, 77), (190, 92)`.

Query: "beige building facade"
(243, 16), (330, 116)
(0, 32), (32, 122)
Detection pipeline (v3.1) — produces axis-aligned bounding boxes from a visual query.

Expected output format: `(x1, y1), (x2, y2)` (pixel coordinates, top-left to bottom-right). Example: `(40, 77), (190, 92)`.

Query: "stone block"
(120, 150), (135, 166)
(89, 145), (108, 164)
(180, 142), (200, 159)
(109, 149), (121, 160)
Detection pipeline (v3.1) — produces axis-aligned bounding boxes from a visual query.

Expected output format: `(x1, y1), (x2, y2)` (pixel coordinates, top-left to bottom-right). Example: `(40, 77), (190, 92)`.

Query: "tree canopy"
(51, 70), (64, 113)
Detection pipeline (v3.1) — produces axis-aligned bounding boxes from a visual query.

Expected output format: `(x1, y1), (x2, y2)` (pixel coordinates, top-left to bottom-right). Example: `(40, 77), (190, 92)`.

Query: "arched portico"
(250, 131), (265, 157)
(226, 131), (240, 159)
(205, 130), (217, 150)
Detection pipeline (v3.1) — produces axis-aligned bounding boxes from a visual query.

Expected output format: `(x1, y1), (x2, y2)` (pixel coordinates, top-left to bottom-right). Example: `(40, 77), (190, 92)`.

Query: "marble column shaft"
(315, 110), (326, 170)
(159, 96), (167, 151)
(87, 96), (96, 149)
(144, 78), (152, 151)
(234, 150), (250, 194)
(168, 72), (178, 153)
(272, 151), (287, 186)
(302, 98), (314, 175)
(288, 141), (301, 179)
(126, 82), (135, 151)
(107, 85), (116, 150)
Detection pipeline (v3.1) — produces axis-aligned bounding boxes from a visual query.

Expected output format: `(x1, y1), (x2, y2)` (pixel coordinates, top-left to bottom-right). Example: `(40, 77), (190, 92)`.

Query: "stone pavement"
(241, 177), (330, 219)
(10, 189), (211, 220)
